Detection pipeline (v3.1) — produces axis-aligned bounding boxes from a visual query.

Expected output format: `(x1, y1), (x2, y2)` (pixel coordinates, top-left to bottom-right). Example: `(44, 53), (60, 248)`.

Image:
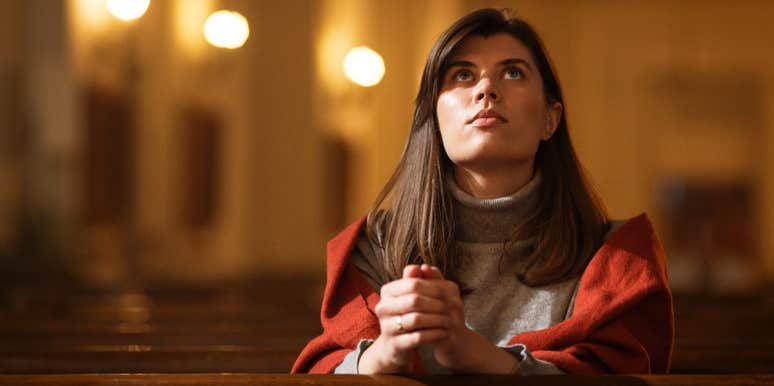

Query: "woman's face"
(436, 33), (561, 172)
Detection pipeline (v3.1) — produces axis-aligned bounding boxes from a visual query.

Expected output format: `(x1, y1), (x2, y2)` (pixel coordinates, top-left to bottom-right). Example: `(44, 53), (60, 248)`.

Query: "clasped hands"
(357, 264), (519, 374)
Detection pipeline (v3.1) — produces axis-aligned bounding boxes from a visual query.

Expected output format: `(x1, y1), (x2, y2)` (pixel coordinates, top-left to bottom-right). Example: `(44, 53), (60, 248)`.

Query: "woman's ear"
(542, 102), (563, 140)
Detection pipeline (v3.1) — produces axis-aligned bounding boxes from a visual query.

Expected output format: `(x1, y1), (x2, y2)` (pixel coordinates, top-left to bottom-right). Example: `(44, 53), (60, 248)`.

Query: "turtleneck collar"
(445, 171), (541, 243)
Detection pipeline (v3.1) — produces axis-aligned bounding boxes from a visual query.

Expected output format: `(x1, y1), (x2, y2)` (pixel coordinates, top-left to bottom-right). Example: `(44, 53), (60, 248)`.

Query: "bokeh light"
(106, 0), (150, 21)
(203, 10), (250, 49)
(342, 46), (385, 87)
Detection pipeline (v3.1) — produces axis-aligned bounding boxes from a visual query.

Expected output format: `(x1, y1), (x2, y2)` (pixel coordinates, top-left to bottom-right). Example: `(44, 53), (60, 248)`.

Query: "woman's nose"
(474, 78), (498, 103)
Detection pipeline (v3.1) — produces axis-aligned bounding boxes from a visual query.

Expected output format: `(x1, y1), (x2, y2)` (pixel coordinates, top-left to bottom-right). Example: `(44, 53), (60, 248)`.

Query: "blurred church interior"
(0, 0), (772, 376)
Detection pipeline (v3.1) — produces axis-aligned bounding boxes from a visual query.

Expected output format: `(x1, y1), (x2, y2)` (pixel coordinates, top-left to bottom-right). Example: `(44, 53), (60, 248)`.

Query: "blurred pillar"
(21, 0), (81, 264)
(0, 0), (23, 257)
(241, 0), (322, 273)
(762, 83), (774, 280)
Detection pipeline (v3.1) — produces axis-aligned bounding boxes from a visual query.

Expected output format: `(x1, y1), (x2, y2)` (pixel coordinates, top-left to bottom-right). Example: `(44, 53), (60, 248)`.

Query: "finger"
(437, 280), (462, 304)
(375, 293), (448, 316)
(380, 314), (409, 336)
(396, 312), (451, 333)
(403, 264), (422, 279)
(380, 278), (446, 299)
(382, 276), (459, 304)
(407, 279), (462, 313)
(380, 312), (449, 336)
(391, 329), (450, 351)
(420, 265), (444, 280)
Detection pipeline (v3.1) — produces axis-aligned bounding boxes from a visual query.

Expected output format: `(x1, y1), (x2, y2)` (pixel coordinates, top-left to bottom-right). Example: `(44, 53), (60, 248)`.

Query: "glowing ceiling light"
(106, 0), (150, 21)
(203, 10), (250, 49)
(343, 46), (385, 87)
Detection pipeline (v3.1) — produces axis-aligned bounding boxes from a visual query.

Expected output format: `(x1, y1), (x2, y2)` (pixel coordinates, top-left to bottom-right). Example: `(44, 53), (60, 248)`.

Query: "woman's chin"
(449, 152), (533, 171)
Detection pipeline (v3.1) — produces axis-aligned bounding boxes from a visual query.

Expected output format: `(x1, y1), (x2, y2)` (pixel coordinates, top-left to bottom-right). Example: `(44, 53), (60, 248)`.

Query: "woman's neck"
(453, 161), (534, 199)
(445, 168), (541, 243)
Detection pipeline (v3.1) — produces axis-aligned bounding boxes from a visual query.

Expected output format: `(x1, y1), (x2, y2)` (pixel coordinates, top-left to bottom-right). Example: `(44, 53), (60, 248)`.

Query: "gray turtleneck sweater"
(334, 173), (599, 375)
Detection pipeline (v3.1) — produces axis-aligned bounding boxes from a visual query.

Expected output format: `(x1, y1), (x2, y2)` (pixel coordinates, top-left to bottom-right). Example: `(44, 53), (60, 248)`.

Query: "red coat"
(291, 213), (674, 374)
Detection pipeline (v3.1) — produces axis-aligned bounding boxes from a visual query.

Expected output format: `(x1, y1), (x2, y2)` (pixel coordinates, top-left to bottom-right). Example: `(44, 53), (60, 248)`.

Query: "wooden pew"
(671, 348), (774, 374)
(0, 281), (317, 373)
(2, 279), (774, 375)
(0, 346), (298, 373)
(0, 374), (772, 386)
(4, 345), (773, 374)
(669, 292), (774, 374)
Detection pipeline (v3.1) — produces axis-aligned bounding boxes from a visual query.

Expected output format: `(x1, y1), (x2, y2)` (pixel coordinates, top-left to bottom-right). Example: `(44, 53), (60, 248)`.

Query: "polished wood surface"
(0, 278), (320, 373)
(0, 374), (773, 386)
(1, 277), (773, 374)
(670, 292), (774, 374)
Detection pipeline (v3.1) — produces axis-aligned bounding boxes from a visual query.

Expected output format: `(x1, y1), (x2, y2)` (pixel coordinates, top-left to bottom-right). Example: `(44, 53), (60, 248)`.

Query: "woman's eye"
(452, 70), (473, 81)
(504, 68), (523, 80)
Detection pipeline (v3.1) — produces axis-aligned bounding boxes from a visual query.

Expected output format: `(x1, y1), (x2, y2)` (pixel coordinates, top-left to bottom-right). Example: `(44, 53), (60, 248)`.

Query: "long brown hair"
(366, 8), (609, 287)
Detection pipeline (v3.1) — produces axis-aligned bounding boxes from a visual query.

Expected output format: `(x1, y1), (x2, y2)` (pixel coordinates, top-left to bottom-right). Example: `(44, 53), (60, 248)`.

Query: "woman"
(292, 8), (673, 375)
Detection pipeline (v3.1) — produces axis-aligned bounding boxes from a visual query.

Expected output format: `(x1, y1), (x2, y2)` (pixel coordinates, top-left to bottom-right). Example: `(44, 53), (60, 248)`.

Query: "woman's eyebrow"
(446, 58), (533, 71)
(500, 58), (533, 72)
(447, 59), (475, 68)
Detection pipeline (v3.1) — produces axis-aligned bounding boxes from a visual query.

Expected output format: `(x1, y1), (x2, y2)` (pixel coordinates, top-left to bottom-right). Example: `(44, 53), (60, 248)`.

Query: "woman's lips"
(470, 117), (505, 127)
(468, 109), (507, 128)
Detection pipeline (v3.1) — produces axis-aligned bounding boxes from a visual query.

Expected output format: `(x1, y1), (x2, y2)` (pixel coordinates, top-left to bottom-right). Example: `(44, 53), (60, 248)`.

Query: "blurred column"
(21, 0), (81, 268)
(241, 0), (322, 273)
(130, 0), (178, 280)
(0, 0), (23, 260)
(762, 79), (774, 281)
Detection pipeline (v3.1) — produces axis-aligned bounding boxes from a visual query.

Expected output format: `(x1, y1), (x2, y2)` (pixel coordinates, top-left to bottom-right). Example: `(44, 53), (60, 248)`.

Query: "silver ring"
(394, 315), (404, 333)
